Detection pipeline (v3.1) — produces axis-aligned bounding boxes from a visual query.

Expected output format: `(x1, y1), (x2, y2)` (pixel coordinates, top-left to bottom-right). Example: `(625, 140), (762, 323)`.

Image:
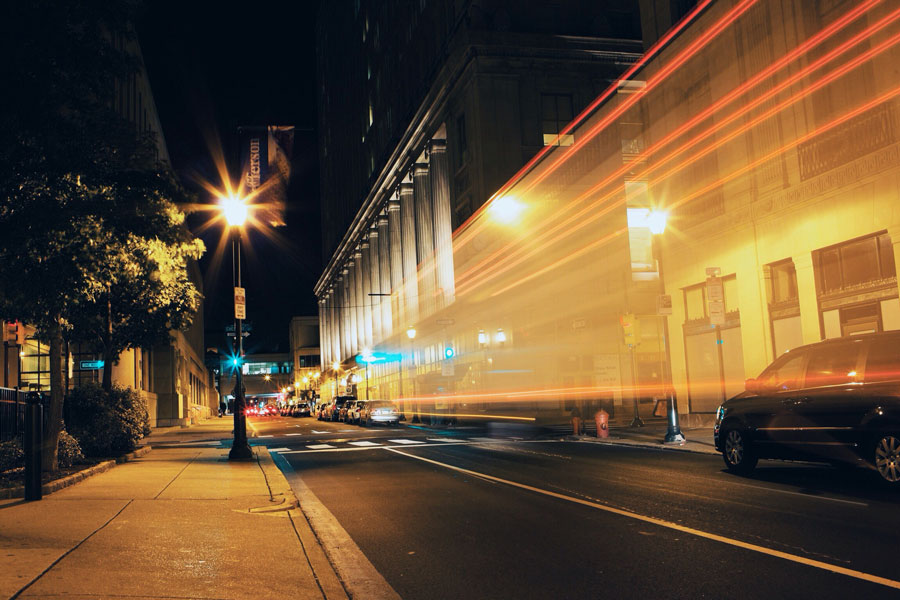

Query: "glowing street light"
(220, 191), (252, 460)
(406, 326), (417, 339)
(489, 195), (525, 224)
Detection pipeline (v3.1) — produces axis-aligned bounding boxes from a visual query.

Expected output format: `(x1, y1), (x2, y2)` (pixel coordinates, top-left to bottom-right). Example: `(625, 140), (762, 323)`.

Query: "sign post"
(234, 287), (246, 320)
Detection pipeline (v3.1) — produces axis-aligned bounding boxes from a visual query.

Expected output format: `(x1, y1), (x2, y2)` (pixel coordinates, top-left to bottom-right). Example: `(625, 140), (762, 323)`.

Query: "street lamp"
(220, 192), (253, 460)
(405, 326), (418, 421)
(649, 210), (685, 444)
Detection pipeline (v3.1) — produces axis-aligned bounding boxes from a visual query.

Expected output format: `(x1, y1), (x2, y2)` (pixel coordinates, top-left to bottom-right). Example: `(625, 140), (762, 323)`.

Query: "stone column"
(399, 182), (419, 326)
(429, 139), (455, 310)
(368, 227), (383, 345)
(335, 276), (345, 362)
(347, 260), (359, 356)
(318, 298), (328, 370)
(388, 199), (404, 334)
(360, 240), (374, 349)
(377, 213), (392, 340)
(793, 252), (821, 344)
(413, 162), (435, 318)
(354, 248), (366, 352)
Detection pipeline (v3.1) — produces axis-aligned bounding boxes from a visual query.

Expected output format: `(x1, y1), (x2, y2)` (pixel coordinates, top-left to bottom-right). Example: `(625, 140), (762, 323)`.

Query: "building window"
(541, 93), (574, 146)
(19, 337), (50, 391)
(766, 259), (802, 356)
(814, 231), (896, 294)
(456, 113), (468, 164)
(768, 260), (798, 304)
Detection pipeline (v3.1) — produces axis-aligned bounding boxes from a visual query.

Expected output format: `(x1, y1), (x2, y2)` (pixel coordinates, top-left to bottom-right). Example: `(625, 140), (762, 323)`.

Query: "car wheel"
(722, 428), (758, 475)
(872, 434), (900, 486)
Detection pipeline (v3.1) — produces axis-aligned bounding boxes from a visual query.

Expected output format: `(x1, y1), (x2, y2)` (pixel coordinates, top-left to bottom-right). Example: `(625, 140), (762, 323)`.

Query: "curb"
(252, 446), (299, 512)
(572, 435), (719, 456)
(0, 445), (153, 500)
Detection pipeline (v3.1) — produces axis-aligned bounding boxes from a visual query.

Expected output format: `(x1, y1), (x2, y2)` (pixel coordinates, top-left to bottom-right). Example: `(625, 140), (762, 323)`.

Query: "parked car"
(714, 331), (900, 486)
(293, 402), (311, 418)
(346, 400), (367, 425)
(359, 400), (401, 426)
(322, 396), (355, 422)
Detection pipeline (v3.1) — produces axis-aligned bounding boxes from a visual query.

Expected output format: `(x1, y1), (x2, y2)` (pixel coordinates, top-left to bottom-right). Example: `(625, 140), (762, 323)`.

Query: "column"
(413, 162), (435, 318)
(341, 272), (352, 359)
(793, 252), (821, 344)
(329, 286), (340, 364)
(360, 240), (374, 349)
(336, 274), (347, 362)
(368, 226), (383, 345)
(318, 298), (327, 371)
(429, 139), (455, 310)
(354, 248), (366, 352)
(378, 213), (392, 340)
(388, 198), (404, 334)
(400, 182), (419, 326)
(347, 260), (360, 356)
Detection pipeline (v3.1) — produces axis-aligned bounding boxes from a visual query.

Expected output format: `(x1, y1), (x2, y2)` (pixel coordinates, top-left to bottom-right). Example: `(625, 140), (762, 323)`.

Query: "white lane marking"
(348, 441), (381, 447)
(268, 447), (292, 452)
(388, 439), (425, 445)
(286, 433), (303, 436)
(307, 444), (336, 450)
(256, 435), (273, 438)
(722, 478), (868, 507)
(427, 438), (458, 443)
(311, 430), (330, 434)
(386, 448), (900, 591)
(340, 429), (357, 432)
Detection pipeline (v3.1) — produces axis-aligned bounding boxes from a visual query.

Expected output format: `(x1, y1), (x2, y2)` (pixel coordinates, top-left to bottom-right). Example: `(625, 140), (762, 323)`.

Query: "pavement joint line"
(9, 499), (134, 600)
(385, 447), (900, 592)
(286, 509), (330, 600)
(153, 450), (201, 500)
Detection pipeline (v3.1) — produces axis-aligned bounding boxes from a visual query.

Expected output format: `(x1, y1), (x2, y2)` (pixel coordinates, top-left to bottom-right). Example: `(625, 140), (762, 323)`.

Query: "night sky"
(137, 1), (321, 355)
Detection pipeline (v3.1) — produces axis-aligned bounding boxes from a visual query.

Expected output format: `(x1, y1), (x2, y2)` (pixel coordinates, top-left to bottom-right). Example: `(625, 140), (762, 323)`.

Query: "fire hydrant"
(595, 409), (609, 438)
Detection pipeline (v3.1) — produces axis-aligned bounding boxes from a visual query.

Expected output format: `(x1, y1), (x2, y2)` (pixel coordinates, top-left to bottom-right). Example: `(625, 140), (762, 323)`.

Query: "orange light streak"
(455, 1), (892, 291)
(456, 12), (900, 297)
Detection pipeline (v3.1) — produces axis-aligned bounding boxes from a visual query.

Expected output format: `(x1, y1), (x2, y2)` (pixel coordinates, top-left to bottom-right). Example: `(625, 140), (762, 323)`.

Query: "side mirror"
(745, 378), (760, 393)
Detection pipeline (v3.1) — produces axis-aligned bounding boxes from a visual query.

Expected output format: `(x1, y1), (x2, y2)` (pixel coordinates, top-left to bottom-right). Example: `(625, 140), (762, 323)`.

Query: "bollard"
(24, 392), (42, 501)
(595, 409), (609, 438)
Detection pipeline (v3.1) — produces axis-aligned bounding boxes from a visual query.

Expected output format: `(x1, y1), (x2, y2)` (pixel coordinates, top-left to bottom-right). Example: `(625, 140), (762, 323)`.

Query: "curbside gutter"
(0, 445), (153, 500)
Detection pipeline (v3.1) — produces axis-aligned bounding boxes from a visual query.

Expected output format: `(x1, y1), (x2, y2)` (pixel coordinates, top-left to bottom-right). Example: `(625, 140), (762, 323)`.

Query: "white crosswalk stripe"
(268, 447), (292, 452)
(427, 438), (457, 443)
(306, 444), (336, 449)
(348, 441), (381, 447)
(388, 439), (425, 445)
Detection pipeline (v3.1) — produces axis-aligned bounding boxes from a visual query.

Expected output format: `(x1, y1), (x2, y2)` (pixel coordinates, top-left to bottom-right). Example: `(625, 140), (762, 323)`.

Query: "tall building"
(315, 0), (644, 396)
(289, 316), (321, 397)
(316, 0), (900, 425)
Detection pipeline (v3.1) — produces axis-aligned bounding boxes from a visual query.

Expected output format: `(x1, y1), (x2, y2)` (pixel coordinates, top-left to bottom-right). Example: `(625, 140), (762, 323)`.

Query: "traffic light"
(621, 313), (640, 347)
(4, 320), (24, 345)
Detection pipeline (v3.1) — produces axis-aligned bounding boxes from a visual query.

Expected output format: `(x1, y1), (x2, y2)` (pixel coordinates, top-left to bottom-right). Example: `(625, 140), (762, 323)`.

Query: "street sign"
(225, 323), (252, 332)
(355, 351), (402, 364)
(705, 266), (721, 277)
(226, 331), (251, 338)
(234, 286), (246, 320)
(80, 360), (104, 370)
(657, 294), (673, 315)
(707, 276), (725, 324)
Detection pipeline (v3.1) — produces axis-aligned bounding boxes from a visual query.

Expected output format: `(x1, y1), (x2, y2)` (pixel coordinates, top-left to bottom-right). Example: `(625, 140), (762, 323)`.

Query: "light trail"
(455, 4), (898, 293)
(454, 11), (900, 298)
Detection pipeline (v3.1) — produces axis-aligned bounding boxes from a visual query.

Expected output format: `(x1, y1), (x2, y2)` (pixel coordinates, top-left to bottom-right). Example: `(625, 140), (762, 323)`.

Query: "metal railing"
(0, 387), (26, 441)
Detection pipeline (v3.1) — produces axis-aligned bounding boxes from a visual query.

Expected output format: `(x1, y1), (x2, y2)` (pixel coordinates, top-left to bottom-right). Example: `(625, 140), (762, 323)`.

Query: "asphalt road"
(251, 415), (900, 600)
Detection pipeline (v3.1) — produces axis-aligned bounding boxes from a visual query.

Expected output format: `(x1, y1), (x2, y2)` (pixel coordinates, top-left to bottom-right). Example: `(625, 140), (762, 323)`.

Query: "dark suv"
(321, 395), (355, 422)
(714, 331), (900, 486)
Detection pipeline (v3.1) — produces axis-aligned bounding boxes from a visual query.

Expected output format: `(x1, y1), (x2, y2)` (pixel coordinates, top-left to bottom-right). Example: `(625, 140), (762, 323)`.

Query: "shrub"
(0, 438), (24, 472)
(66, 383), (151, 457)
(57, 427), (84, 468)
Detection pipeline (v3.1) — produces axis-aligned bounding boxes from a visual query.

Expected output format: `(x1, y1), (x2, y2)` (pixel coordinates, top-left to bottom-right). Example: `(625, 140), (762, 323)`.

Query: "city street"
(251, 416), (900, 599)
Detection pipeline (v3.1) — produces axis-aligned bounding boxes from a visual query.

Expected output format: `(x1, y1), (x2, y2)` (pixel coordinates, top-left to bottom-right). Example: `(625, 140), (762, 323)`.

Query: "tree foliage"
(0, 1), (204, 470)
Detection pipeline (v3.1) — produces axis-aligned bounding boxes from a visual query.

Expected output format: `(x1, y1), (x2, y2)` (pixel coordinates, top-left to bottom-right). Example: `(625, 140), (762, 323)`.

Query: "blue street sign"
(80, 360), (104, 370)
(355, 352), (402, 364)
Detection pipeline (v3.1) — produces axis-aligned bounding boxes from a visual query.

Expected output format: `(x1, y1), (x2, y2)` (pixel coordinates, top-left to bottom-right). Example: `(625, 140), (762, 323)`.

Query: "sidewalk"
(574, 424), (719, 455)
(0, 418), (347, 600)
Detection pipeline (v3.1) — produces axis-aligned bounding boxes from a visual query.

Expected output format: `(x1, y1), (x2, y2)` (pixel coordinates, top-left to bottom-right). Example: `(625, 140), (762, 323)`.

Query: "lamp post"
(649, 211), (685, 444)
(221, 193), (253, 460)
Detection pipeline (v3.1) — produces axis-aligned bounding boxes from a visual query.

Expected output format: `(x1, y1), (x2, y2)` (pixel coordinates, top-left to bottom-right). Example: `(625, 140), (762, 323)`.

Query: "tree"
(0, 1), (203, 470)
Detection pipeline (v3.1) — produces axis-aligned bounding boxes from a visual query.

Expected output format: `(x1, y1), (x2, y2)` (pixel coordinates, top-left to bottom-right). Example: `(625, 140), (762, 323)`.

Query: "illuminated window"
(541, 94), (574, 146)
(19, 337), (50, 391)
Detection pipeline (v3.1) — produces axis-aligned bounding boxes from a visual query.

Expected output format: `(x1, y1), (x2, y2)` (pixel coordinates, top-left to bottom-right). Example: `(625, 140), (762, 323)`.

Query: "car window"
(804, 345), (859, 387)
(758, 352), (806, 391)
(865, 338), (900, 382)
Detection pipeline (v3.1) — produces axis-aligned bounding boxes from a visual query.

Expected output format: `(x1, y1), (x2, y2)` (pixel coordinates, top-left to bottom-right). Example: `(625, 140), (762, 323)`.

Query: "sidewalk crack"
(153, 451), (201, 500)
(9, 499), (133, 600)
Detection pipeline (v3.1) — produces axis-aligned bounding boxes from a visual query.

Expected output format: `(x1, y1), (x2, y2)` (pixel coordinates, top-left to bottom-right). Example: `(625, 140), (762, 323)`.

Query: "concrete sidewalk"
(574, 424), (719, 455)
(0, 418), (347, 600)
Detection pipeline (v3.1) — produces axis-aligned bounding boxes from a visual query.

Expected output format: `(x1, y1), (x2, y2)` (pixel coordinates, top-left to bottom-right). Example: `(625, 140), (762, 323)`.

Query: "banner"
(238, 125), (294, 227)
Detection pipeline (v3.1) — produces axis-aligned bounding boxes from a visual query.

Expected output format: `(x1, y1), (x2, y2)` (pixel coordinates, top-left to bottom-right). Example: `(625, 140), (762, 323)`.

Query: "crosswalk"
(272, 437), (510, 454)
